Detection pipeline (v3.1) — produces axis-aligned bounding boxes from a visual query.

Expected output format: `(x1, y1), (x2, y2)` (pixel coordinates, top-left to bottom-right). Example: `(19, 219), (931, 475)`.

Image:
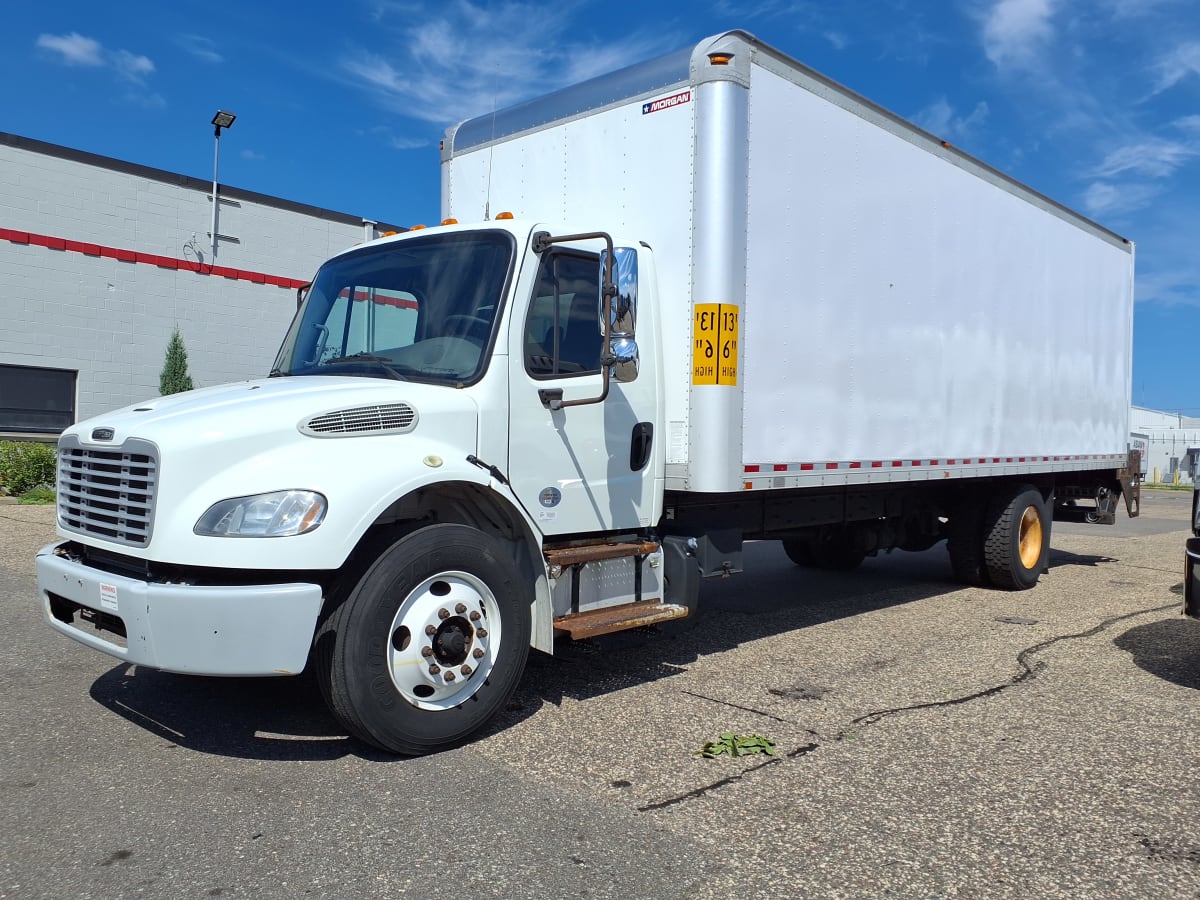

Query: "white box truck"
(37, 31), (1139, 754)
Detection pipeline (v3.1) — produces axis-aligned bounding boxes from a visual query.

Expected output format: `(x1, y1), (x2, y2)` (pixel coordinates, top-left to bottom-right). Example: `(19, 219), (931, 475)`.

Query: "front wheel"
(316, 524), (530, 754)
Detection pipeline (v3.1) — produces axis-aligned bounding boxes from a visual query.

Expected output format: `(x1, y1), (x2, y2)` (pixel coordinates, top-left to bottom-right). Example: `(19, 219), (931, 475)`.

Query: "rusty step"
(553, 599), (688, 639)
(544, 540), (659, 567)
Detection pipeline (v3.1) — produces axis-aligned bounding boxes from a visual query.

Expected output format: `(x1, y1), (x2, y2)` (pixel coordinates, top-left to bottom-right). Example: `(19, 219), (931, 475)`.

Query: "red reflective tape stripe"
(825, 462), (838, 470)
(871, 461), (882, 468)
(774, 464), (788, 472)
(800, 463), (814, 471)
(892, 461), (902, 467)
(744, 465), (760, 473)
(849, 461), (862, 469)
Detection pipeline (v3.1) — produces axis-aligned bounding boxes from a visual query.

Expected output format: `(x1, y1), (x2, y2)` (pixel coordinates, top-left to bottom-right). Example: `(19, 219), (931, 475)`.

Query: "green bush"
(18, 486), (56, 505)
(0, 441), (56, 495)
(160, 327), (196, 395)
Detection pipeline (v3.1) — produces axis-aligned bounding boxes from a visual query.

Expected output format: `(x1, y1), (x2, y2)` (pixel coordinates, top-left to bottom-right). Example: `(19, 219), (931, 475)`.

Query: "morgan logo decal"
(642, 90), (691, 115)
(91, 427), (115, 441)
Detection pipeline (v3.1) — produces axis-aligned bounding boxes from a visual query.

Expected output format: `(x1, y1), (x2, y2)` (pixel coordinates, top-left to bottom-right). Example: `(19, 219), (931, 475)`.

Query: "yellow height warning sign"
(692, 303), (739, 385)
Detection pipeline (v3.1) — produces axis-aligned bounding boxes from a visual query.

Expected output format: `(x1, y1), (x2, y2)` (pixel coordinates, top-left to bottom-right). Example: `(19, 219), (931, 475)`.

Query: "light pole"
(210, 110), (236, 263)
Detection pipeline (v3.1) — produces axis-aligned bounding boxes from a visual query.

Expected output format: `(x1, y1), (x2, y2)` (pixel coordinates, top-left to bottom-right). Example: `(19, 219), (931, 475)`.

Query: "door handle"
(630, 422), (653, 471)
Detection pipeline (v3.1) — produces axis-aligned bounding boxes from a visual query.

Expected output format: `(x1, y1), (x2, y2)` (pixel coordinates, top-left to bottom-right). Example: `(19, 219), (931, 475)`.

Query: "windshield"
(272, 230), (515, 384)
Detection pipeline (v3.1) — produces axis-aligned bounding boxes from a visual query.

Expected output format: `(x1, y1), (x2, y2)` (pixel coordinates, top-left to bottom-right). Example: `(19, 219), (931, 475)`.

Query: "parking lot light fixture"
(210, 110), (236, 261)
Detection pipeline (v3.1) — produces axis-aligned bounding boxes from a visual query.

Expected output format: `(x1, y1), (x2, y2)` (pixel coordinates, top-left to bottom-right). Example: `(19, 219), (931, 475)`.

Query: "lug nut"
(473, 648), (484, 659)
(438, 607), (450, 620)
(444, 671), (456, 682)
(469, 611), (481, 621)
(428, 664), (441, 675)
(476, 628), (487, 638)
(421, 646), (434, 658)
(461, 665), (473, 676)
(455, 603), (467, 614)
(425, 625), (437, 636)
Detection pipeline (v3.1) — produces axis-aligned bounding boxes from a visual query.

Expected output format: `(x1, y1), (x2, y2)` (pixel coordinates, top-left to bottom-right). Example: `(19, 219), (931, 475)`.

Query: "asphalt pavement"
(2, 491), (1198, 898)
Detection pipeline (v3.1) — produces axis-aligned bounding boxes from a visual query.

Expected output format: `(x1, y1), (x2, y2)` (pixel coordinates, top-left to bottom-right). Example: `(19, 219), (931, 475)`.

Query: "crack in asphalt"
(679, 689), (799, 726)
(849, 601), (1178, 727)
(640, 600), (1177, 812)
(637, 756), (783, 811)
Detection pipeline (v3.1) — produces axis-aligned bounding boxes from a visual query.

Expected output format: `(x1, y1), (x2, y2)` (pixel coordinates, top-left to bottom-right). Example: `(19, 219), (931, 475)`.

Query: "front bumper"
(1184, 538), (1200, 620)
(36, 543), (324, 675)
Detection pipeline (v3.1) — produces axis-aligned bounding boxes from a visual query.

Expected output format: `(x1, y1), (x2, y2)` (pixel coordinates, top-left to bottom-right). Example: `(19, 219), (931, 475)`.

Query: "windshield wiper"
(322, 353), (408, 381)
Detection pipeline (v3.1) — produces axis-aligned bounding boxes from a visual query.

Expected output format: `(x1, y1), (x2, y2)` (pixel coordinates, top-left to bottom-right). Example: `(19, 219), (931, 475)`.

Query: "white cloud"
(390, 137), (429, 150)
(177, 34), (224, 64)
(1151, 42), (1200, 94)
(112, 49), (154, 83)
(913, 97), (990, 142)
(1082, 180), (1160, 216)
(824, 31), (849, 50)
(1091, 138), (1198, 179)
(240, 149), (266, 160)
(36, 32), (155, 86)
(341, 1), (676, 125)
(981, 0), (1056, 71)
(1102, 0), (1182, 19)
(36, 32), (103, 66)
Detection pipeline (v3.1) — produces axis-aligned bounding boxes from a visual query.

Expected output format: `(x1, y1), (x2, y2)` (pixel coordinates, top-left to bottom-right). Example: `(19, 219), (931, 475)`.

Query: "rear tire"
(947, 504), (988, 586)
(315, 524), (530, 754)
(785, 531), (865, 571)
(983, 485), (1050, 590)
(781, 538), (814, 566)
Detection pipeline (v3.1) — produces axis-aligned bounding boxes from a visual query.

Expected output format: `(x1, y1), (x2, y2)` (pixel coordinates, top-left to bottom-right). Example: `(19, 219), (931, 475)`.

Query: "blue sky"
(4, 1), (1199, 412)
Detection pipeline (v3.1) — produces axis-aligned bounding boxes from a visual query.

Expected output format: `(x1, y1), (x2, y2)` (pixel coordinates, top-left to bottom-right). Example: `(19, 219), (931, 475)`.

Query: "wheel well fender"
(330, 481), (552, 653)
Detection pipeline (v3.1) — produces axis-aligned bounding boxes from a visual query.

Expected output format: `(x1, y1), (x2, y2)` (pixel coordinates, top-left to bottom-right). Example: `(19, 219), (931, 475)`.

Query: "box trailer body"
(442, 31), (1135, 497)
(37, 31), (1139, 755)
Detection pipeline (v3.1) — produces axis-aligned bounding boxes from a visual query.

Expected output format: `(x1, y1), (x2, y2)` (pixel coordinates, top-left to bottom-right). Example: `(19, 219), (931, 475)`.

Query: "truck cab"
(38, 220), (678, 755)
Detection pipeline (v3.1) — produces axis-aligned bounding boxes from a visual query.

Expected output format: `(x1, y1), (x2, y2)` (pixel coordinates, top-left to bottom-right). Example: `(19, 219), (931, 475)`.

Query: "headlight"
(194, 490), (327, 537)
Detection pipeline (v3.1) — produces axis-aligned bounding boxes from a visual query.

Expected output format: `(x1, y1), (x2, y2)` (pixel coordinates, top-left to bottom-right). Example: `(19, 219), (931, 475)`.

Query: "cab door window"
(524, 251), (601, 377)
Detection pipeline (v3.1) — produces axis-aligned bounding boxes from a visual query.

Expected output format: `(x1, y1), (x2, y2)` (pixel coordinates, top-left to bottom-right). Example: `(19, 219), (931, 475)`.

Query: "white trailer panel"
(741, 62), (1133, 471)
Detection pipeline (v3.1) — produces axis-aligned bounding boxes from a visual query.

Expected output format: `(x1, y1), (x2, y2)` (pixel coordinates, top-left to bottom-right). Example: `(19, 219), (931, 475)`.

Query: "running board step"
(553, 599), (688, 639)
(544, 540), (659, 567)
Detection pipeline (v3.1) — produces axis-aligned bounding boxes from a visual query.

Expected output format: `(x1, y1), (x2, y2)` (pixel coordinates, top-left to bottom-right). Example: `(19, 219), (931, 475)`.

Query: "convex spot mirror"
(599, 246), (639, 383)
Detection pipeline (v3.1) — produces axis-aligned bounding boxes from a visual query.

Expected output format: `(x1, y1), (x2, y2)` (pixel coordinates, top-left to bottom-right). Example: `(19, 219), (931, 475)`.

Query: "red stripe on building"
(0, 226), (309, 290)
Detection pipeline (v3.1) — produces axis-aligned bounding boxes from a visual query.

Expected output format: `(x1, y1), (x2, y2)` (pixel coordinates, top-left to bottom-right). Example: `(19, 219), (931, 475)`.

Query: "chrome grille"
(57, 436), (158, 547)
(301, 403), (417, 437)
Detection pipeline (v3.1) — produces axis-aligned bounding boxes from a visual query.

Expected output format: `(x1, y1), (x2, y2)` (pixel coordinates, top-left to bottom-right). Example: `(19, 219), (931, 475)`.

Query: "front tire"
(316, 524), (530, 754)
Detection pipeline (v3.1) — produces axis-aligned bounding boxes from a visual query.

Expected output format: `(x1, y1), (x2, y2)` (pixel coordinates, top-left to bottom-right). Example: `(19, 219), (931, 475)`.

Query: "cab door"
(506, 246), (658, 535)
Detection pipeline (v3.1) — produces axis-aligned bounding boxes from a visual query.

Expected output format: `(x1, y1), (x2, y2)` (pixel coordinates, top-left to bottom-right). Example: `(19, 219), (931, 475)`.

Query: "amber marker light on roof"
(410, 224), (427, 230)
(496, 211), (515, 220)
(708, 52), (733, 65)
(441, 218), (459, 225)
(380, 230), (398, 237)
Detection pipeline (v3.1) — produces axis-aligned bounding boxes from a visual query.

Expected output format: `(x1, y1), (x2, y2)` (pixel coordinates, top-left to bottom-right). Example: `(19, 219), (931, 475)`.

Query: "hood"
(67, 376), (476, 449)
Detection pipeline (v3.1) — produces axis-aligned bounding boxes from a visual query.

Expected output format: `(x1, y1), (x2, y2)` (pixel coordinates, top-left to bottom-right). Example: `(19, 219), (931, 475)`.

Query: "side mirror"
(600, 247), (639, 383)
(296, 283), (310, 311)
